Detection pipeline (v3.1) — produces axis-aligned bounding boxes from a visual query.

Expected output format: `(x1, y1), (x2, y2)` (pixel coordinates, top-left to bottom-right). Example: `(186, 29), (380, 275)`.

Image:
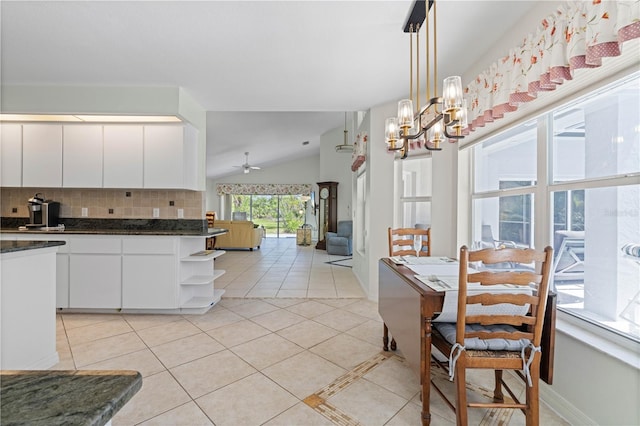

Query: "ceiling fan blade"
(250, 166), (261, 170)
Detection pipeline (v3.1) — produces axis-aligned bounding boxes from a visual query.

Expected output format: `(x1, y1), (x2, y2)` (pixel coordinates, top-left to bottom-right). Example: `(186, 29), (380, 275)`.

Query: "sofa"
(214, 220), (264, 251)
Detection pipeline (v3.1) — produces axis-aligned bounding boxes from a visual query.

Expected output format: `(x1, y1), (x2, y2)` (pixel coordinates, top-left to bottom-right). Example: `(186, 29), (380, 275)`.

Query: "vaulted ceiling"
(1, 1), (539, 179)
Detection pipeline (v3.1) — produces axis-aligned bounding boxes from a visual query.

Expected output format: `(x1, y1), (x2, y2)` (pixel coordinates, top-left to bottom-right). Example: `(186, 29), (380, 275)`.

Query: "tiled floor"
(51, 237), (568, 425)
(213, 238), (364, 299)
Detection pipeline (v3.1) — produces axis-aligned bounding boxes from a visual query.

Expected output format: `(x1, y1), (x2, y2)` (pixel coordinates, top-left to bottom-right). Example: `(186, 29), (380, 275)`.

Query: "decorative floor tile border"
(304, 351), (516, 426)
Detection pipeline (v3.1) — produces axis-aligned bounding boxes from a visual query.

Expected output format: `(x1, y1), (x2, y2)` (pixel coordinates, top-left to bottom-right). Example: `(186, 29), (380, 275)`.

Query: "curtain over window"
(465, 0), (640, 132)
(216, 183), (312, 196)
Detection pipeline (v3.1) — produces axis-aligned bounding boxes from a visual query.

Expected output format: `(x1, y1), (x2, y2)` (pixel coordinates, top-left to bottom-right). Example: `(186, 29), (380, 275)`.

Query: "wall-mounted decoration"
(351, 132), (367, 172)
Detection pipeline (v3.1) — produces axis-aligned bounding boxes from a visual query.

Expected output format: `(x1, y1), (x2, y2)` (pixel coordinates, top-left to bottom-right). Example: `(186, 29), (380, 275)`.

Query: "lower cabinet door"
(69, 255), (122, 309)
(122, 255), (177, 309)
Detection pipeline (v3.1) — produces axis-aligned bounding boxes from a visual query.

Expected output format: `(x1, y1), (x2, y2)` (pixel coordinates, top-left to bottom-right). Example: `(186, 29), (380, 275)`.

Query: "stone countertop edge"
(0, 228), (228, 237)
(0, 240), (66, 254)
(0, 369), (142, 426)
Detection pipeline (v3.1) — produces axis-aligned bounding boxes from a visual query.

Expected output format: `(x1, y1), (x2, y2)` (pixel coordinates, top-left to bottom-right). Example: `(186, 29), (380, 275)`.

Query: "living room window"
(467, 72), (640, 342)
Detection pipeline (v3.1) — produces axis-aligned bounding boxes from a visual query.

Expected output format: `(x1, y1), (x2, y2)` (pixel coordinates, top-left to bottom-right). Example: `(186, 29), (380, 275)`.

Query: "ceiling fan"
(233, 151), (261, 174)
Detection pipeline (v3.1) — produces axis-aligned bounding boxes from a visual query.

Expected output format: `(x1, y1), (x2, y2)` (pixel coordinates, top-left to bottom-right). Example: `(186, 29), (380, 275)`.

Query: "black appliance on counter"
(27, 193), (60, 228)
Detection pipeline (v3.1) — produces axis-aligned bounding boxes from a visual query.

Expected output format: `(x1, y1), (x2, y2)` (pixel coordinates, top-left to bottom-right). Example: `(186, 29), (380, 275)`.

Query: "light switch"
(177, 208), (184, 219)
(153, 208), (160, 218)
(81, 207), (88, 217)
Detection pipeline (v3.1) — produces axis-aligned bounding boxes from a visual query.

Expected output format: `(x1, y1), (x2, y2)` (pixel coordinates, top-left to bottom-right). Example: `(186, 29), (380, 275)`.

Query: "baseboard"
(540, 381), (597, 425)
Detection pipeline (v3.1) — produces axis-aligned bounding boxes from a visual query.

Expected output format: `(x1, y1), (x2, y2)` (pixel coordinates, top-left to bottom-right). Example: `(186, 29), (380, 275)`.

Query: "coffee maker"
(27, 193), (60, 228)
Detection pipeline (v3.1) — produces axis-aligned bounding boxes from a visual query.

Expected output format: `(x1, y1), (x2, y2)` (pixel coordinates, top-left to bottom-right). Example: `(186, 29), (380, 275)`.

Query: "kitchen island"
(1, 240), (66, 369)
(1, 226), (228, 315)
(0, 369), (142, 426)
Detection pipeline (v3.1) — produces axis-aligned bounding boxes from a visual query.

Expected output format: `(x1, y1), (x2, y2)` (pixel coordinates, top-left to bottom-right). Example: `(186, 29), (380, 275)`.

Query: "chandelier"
(385, 0), (467, 159)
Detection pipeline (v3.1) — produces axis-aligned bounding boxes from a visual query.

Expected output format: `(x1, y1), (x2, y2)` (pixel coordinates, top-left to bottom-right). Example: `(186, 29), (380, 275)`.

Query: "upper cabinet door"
(22, 124), (63, 187)
(143, 125), (184, 189)
(0, 124), (23, 187)
(63, 125), (103, 188)
(103, 125), (143, 188)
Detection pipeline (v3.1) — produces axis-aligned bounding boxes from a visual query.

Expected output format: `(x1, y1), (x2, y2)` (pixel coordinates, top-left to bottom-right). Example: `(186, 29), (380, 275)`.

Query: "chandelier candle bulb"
(442, 76), (463, 112)
(385, 117), (399, 147)
(397, 99), (415, 133)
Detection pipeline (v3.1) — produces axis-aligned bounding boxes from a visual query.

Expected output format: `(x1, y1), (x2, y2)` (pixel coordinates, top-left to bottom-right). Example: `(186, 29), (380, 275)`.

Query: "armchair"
(326, 220), (352, 256)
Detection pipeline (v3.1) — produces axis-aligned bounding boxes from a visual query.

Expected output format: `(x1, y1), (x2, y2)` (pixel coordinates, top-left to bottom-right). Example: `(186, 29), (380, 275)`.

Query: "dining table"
(378, 257), (556, 426)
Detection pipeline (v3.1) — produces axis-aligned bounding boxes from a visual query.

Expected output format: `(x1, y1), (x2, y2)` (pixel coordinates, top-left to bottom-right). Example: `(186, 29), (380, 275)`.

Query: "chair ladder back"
(457, 245), (554, 347)
(388, 227), (431, 257)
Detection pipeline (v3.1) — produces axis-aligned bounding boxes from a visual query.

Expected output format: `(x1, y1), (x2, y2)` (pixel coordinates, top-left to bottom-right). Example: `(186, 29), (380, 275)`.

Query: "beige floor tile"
(197, 373), (298, 426)
(318, 298), (360, 308)
(262, 402), (334, 426)
(277, 320), (340, 349)
(218, 298), (254, 308)
(225, 279), (258, 289)
(277, 289), (308, 298)
(112, 371), (191, 425)
(221, 288), (249, 297)
(246, 287), (279, 298)
(170, 349), (256, 398)
(285, 300), (336, 319)
(307, 288), (339, 298)
(231, 333), (304, 370)
(262, 351), (346, 399)
(151, 332), (224, 368)
(364, 356), (420, 400)
(336, 286), (366, 298)
(229, 300), (280, 318)
(280, 280), (309, 290)
(250, 309), (306, 332)
(61, 313), (121, 330)
(81, 348), (165, 378)
(328, 378), (407, 426)
(66, 318), (133, 346)
(253, 280), (284, 289)
(183, 308), (244, 332)
(71, 332), (147, 367)
(346, 319), (386, 347)
(342, 299), (383, 321)
(136, 319), (201, 347)
(138, 401), (213, 426)
(263, 298), (306, 308)
(122, 314), (183, 331)
(311, 333), (382, 370)
(386, 402), (456, 426)
(312, 309), (369, 332)
(205, 319), (271, 347)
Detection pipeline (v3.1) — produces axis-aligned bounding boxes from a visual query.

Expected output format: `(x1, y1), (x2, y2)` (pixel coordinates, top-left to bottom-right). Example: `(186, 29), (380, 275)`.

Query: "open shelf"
(181, 270), (224, 286)
(180, 289), (225, 309)
(181, 249), (225, 262)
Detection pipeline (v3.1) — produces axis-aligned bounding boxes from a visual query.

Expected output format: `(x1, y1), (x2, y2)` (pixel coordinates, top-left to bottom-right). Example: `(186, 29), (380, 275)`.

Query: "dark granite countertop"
(0, 228), (228, 237)
(0, 240), (66, 254)
(0, 370), (142, 426)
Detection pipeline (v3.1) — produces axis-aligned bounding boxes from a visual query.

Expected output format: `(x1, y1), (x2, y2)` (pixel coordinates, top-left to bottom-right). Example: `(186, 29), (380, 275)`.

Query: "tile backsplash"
(1, 188), (205, 220)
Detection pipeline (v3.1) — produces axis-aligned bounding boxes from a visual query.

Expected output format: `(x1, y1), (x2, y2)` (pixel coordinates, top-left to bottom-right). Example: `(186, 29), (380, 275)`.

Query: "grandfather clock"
(316, 181), (338, 250)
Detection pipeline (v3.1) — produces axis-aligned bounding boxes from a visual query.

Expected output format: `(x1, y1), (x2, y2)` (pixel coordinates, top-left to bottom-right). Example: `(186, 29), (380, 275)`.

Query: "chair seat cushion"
(434, 322), (530, 351)
(328, 237), (349, 247)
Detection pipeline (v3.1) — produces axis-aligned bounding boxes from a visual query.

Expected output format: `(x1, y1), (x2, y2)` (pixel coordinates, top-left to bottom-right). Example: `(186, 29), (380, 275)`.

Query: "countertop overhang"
(0, 240), (66, 254)
(0, 369), (142, 426)
(0, 228), (228, 237)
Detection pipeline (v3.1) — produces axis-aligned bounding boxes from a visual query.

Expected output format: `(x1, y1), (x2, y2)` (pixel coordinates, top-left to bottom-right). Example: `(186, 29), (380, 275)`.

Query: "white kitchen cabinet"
(22, 124), (63, 187)
(63, 125), (103, 188)
(68, 237), (122, 309)
(122, 237), (177, 309)
(103, 125), (143, 188)
(69, 254), (122, 309)
(143, 125), (184, 189)
(0, 124), (23, 187)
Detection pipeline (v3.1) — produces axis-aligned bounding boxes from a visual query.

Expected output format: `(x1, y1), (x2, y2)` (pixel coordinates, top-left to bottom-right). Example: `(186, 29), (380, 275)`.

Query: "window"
(231, 194), (307, 237)
(397, 156), (432, 228)
(471, 123), (536, 249)
(468, 73), (640, 342)
(550, 75), (640, 340)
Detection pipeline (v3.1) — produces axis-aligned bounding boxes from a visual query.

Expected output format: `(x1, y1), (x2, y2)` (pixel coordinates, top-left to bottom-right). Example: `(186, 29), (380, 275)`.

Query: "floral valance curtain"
(216, 183), (312, 196)
(465, 0), (640, 132)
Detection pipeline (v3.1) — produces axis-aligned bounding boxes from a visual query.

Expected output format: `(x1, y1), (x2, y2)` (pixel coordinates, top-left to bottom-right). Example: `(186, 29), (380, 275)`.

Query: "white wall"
(319, 126), (355, 222)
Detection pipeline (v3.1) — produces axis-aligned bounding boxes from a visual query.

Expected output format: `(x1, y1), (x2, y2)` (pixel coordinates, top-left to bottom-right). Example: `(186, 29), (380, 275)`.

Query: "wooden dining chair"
(388, 227), (431, 257)
(431, 245), (553, 426)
